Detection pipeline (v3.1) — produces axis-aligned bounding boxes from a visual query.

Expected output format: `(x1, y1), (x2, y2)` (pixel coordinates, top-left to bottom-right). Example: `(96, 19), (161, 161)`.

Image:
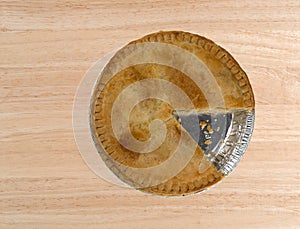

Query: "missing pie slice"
(90, 31), (255, 196)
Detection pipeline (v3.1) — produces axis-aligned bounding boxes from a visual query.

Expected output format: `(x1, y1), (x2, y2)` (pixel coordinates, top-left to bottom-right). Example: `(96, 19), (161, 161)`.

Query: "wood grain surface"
(1, 0), (300, 228)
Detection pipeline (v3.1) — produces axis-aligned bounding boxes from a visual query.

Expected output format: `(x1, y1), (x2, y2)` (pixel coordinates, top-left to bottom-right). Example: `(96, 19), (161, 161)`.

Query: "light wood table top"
(1, 0), (299, 228)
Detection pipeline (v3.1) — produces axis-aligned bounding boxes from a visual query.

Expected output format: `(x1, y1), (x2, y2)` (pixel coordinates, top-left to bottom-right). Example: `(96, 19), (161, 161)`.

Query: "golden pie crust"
(90, 31), (255, 196)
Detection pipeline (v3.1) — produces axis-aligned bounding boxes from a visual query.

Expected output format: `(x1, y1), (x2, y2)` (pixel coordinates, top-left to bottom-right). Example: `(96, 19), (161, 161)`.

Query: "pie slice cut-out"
(172, 108), (254, 174)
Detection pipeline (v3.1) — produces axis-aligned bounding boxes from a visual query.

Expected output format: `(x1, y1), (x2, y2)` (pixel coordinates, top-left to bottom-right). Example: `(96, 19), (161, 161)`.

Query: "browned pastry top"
(90, 31), (255, 196)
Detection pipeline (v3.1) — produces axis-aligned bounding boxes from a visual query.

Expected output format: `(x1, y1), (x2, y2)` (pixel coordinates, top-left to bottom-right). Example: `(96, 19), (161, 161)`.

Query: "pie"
(90, 31), (255, 196)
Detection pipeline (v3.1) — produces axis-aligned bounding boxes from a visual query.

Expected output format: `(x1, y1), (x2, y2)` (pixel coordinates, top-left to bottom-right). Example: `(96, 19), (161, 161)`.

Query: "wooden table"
(1, 0), (299, 228)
